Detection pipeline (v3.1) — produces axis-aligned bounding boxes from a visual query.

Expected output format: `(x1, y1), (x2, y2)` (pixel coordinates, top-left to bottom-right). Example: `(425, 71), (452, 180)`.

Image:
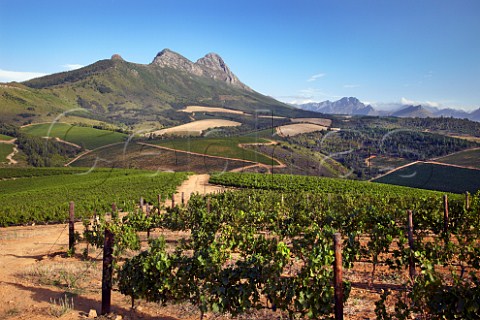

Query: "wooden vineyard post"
(206, 197), (211, 213)
(333, 233), (344, 320)
(407, 210), (416, 281)
(111, 202), (117, 220)
(69, 201), (75, 253)
(146, 203), (151, 239)
(443, 195), (449, 235)
(140, 197), (144, 213)
(101, 228), (114, 315)
(465, 192), (470, 211)
(171, 194), (175, 207)
(181, 192), (185, 206)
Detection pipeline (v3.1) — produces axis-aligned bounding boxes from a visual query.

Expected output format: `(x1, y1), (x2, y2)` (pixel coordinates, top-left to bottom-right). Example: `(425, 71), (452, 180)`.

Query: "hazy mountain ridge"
(296, 98), (480, 122)
(298, 97), (377, 116)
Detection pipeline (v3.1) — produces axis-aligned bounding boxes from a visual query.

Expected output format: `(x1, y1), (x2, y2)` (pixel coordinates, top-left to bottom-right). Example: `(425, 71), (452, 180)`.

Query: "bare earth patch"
(150, 119), (242, 136)
(179, 106), (246, 115)
(276, 123), (328, 137)
(291, 117), (332, 127)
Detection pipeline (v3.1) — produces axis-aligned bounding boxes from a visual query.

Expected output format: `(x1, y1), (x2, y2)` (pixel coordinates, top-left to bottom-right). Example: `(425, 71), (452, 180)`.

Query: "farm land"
(21, 123), (127, 150)
(374, 162), (480, 194)
(0, 144), (14, 162)
(434, 148), (480, 169)
(1, 109), (480, 319)
(1, 171), (479, 319)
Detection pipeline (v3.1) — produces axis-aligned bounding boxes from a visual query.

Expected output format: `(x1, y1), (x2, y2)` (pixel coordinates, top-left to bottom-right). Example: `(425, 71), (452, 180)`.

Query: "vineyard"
(151, 137), (276, 165)
(20, 123), (127, 150)
(208, 172), (461, 198)
(373, 162), (480, 194)
(0, 167), (188, 226)
(69, 172), (479, 319)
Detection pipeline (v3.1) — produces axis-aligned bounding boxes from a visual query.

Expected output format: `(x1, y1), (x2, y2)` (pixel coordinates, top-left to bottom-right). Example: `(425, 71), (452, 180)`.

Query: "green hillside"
(0, 134), (13, 140)
(0, 83), (77, 124)
(152, 137), (276, 165)
(0, 144), (13, 162)
(21, 123), (127, 149)
(0, 51), (317, 130)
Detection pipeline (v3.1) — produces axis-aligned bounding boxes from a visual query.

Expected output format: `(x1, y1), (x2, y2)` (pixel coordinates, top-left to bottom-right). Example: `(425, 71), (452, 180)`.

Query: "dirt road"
(0, 138), (18, 165)
(169, 174), (225, 207)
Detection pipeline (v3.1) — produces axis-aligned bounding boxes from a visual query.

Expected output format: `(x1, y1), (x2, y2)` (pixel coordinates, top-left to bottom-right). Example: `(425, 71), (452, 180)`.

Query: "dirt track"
(169, 174), (225, 207)
(0, 138), (18, 165)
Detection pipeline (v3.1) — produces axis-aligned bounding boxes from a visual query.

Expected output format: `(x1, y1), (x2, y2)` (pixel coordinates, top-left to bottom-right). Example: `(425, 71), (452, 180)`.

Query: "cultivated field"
(70, 142), (254, 173)
(291, 117), (333, 127)
(151, 137), (277, 165)
(276, 123), (328, 137)
(20, 123), (127, 150)
(1, 172), (477, 320)
(179, 106), (246, 115)
(0, 167), (188, 226)
(0, 144), (14, 163)
(373, 161), (480, 194)
(150, 119), (241, 136)
(245, 142), (347, 177)
(434, 148), (480, 169)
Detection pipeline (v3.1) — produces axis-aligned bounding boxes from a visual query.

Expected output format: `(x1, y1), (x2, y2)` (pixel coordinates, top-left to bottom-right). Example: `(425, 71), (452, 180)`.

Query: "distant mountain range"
(295, 97), (480, 122)
(296, 97), (377, 116)
(1, 49), (314, 128)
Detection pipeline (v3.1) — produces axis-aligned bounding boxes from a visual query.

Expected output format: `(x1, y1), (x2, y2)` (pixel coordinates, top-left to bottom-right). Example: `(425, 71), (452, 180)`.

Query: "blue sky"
(1, 0), (479, 110)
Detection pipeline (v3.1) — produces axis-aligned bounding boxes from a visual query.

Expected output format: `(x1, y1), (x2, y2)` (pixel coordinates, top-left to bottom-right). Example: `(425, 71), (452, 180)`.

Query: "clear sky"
(1, 0), (479, 110)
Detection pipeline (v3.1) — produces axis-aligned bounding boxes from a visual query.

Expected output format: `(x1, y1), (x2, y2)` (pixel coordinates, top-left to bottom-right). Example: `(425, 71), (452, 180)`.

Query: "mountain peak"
(111, 54), (124, 61)
(196, 52), (249, 90)
(196, 53), (226, 70)
(340, 97), (360, 103)
(149, 49), (249, 90)
(151, 49), (203, 75)
(392, 105), (434, 118)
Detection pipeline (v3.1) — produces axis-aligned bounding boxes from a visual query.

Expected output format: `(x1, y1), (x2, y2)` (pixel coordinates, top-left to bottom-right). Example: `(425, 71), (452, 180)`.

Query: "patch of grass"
(20, 123), (126, 149)
(242, 128), (277, 139)
(0, 134), (13, 140)
(49, 294), (74, 318)
(2, 307), (21, 318)
(0, 144), (14, 162)
(152, 137), (276, 165)
(22, 262), (99, 293)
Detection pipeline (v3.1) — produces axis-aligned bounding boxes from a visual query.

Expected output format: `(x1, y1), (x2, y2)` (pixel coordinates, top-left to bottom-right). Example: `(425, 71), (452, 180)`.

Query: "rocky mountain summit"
(152, 49), (250, 90)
